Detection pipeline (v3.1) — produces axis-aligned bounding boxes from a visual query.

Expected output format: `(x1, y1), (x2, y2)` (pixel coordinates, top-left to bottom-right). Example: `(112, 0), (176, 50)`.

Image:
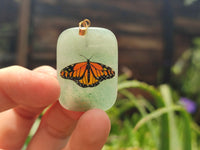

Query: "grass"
(103, 79), (199, 150)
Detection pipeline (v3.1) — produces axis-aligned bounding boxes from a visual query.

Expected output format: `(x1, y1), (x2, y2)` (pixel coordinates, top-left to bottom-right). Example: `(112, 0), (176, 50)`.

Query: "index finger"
(0, 66), (60, 112)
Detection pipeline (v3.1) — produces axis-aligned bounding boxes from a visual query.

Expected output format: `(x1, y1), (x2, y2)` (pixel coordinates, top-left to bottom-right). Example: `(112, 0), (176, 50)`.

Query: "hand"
(0, 66), (110, 150)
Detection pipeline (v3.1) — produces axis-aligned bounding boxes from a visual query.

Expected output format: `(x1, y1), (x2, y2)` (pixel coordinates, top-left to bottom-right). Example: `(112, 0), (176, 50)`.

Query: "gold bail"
(79, 19), (91, 36)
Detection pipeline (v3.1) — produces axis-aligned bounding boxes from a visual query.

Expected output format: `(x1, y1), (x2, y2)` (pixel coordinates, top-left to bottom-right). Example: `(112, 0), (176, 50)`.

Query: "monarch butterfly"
(60, 58), (115, 88)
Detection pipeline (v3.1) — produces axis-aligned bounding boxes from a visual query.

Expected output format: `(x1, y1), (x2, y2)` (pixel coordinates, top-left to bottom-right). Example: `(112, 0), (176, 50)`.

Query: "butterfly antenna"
(79, 54), (93, 60)
(89, 55), (94, 60)
(79, 54), (88, 60)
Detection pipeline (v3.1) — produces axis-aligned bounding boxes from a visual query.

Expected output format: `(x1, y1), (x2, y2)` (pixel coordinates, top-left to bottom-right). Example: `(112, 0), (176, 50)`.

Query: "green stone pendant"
(57, 21), (118, 111)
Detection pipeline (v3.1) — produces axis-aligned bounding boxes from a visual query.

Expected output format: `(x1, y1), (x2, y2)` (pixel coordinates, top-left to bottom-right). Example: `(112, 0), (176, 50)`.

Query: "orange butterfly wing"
(60, 62), (87, 80)
(90, 62), (115, 81)
(60, 60), (115, 88)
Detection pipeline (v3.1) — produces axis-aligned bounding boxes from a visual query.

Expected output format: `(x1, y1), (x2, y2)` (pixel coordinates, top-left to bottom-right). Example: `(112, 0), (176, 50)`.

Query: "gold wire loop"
(79, 19), (91, 36)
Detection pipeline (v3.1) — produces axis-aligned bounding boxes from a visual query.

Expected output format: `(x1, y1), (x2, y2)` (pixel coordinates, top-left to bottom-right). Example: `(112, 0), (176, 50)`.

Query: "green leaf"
(118, 80), (169, 150)
(160, 85), (181, 150)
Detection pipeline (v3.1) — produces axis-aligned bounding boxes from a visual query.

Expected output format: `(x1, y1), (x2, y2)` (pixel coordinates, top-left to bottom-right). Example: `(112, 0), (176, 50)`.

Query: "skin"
(0, 65), (110, 150)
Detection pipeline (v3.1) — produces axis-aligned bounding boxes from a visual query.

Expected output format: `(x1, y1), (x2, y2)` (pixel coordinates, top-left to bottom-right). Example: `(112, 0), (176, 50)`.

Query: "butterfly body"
(60, 59), (115, 88)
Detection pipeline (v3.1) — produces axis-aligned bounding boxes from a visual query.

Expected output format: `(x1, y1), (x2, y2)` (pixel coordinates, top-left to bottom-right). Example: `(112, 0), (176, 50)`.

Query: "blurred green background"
(1, 0), (200, 149)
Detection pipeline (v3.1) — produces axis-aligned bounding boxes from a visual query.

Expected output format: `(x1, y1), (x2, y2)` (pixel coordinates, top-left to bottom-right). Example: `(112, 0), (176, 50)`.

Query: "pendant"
(57, 19), (118, 111)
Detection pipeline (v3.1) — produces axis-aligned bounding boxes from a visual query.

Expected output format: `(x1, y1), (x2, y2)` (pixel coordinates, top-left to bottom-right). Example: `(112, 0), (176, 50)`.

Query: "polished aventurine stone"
(57, 27), (118, 111)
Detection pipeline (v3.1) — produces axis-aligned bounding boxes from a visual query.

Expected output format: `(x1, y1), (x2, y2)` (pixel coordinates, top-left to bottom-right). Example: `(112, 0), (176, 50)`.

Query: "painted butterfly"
(60, 58), (115, 88)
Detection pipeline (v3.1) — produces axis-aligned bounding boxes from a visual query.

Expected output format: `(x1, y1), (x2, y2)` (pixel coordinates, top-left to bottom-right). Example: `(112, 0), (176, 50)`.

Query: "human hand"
(0, 66), (110, 150)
